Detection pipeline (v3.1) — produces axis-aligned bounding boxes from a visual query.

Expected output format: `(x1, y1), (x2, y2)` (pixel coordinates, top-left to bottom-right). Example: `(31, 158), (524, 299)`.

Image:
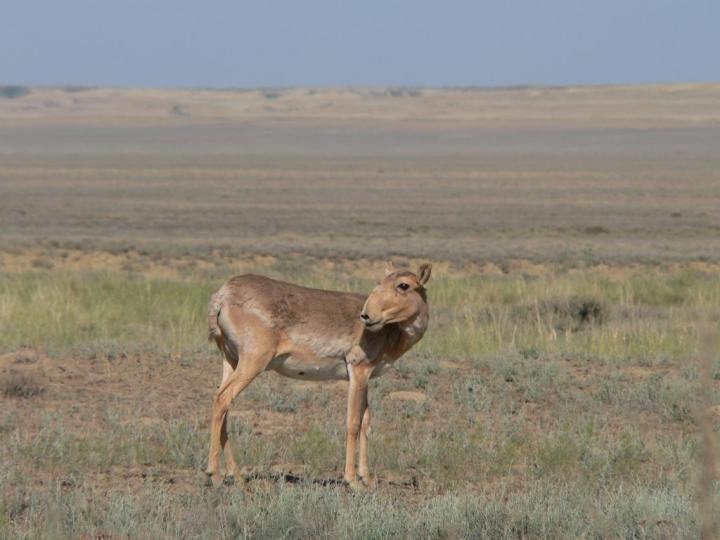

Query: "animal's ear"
(385, 261), (396, 276)
(417, 263), (432, 285)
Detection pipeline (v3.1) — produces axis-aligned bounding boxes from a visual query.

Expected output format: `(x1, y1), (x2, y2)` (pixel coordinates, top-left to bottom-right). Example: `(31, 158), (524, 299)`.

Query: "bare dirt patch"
(386, 390), (429, 403)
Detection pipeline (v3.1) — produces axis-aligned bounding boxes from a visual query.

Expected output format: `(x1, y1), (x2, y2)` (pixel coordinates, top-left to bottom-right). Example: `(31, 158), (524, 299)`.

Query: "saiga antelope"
(206, 262), (431, 488)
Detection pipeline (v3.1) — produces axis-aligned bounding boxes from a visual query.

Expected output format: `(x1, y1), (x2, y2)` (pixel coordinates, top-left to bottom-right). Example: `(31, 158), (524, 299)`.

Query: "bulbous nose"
(360, 312), (371, 322)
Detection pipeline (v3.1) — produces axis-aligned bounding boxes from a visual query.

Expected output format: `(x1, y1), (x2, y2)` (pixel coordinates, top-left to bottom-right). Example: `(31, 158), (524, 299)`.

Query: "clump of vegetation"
(75, 338), (128, 360)
(583, 225), (611, 235)
(62, 85), (93, 93)
(0, 85), (30, 99)
(31, 257), (55, 270)
(510, 295), (607, 330)
(1, 372), (43, 398)
(170, 104), (190, 117)
(535, 295), (607, 330)
(367, 87), (423, 97)
(262, 89), (283, 100)
(387, 87), (423, 97)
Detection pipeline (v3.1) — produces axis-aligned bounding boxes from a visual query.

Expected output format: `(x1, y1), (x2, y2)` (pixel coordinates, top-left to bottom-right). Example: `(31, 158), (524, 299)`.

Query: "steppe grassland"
(2, 255), (718, 538)
(1, 84), (719, 538)
(1, 257), (717, 362)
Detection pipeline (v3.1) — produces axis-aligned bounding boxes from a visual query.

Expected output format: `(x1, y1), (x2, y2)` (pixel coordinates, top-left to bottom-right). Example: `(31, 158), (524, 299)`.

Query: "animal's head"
(360, 262), (432, 332)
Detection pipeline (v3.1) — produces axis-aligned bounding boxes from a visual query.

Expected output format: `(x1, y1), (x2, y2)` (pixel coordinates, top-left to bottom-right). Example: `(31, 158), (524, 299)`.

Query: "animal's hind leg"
(207, 357), (268, 487)
(219, 354), (240, 481)
(206, 311), (275, 487)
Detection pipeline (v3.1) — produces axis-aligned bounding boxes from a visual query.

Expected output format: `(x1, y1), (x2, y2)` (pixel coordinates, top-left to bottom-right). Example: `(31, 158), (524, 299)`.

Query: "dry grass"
(1, 259), (718, 538)
(1, 371), (43, 399)
(1, 261), (717, 360)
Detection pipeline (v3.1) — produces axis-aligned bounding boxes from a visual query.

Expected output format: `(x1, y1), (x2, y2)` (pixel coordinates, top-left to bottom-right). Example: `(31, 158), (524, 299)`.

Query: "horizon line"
(2, 80), (719, 94)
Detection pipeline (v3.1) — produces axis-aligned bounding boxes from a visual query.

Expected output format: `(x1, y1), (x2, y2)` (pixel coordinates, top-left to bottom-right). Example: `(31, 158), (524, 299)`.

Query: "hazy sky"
(2, 0), (718, 88)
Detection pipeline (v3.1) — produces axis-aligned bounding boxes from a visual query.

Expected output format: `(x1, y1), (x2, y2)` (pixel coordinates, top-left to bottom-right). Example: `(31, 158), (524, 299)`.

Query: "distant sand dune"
(1, 84), (719, 128)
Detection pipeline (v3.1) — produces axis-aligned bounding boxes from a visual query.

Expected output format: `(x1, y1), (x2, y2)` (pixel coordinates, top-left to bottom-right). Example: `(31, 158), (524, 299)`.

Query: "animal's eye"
(397, 283), (410, 291)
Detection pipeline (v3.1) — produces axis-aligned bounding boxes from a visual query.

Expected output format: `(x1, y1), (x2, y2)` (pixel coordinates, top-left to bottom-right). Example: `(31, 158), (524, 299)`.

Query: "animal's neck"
(357, 305), (429, 363)
(397, 306), (429, 348)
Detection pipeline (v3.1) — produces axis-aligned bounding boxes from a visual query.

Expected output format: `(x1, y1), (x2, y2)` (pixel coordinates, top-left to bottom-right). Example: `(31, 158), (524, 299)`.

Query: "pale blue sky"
(2, 0), (718, 88)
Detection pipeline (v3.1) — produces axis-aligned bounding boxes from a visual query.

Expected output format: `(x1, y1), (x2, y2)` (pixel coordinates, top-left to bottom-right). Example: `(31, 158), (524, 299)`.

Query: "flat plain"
(1, 84), (719, 538)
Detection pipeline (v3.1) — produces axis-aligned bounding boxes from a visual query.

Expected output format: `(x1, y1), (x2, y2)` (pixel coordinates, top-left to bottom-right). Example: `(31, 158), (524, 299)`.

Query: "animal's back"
(208, 274), (365, 340)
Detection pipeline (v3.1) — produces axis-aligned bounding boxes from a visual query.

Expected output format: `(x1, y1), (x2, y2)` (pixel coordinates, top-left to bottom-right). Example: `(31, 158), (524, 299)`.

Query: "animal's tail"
(207, 288), (226, 344)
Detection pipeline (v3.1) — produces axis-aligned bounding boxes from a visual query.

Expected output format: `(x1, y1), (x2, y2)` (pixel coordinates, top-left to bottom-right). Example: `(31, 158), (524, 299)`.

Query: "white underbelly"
(267, 355), (398, 382)
(267, 355), (349, 381)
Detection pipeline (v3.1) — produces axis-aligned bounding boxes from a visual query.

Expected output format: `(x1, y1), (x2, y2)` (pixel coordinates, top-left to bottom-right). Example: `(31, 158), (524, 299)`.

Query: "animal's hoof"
(362, 474), (377, 489)
(346, 478), (365, 491)
(223, 474), (247, 487)
(205, 471), (224, 488)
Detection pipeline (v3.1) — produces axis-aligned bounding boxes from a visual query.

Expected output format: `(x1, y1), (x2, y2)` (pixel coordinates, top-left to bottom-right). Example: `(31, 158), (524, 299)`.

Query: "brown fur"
(205, 264), (432, 489)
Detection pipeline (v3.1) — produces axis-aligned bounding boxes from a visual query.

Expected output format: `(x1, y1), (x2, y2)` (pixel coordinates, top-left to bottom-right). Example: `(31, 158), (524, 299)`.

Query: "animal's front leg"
(344, 362), (373, 488)
(358, 394), (375, 488)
